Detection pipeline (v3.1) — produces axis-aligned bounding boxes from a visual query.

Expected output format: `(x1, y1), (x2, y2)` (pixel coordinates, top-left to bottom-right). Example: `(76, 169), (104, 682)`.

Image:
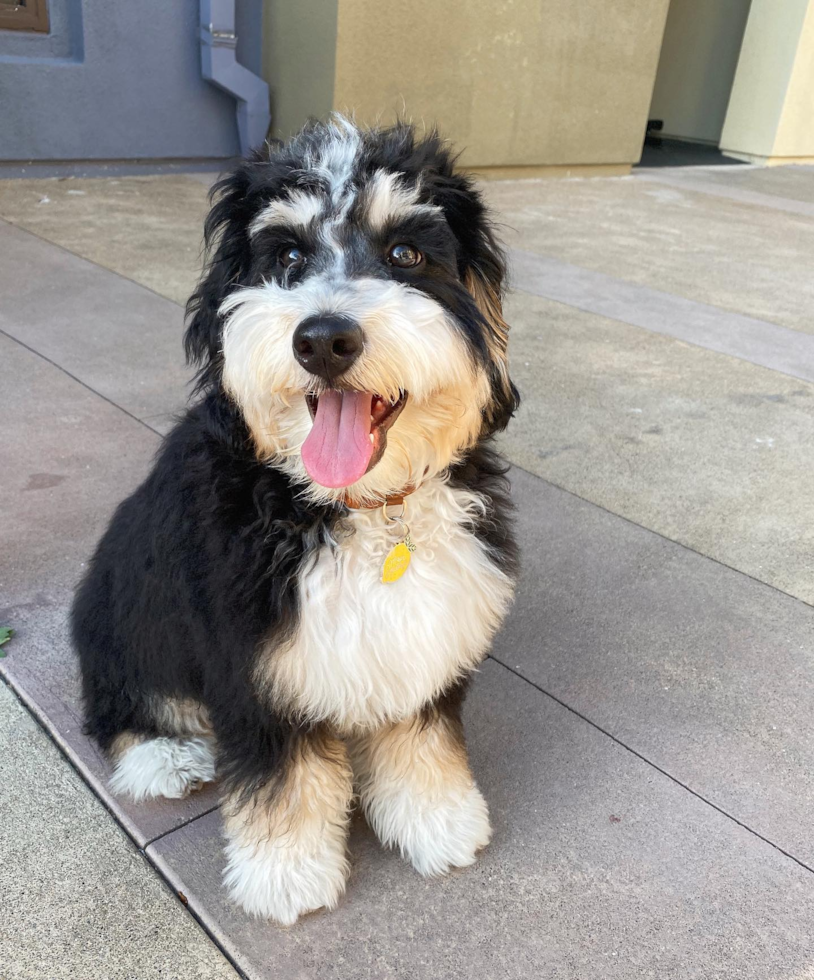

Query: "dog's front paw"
(223, 833), (349, 925)
(370, 783), (492, 877)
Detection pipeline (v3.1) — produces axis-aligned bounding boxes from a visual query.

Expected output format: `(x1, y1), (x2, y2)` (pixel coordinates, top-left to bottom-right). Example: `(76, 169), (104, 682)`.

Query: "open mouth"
(301, 390), (407, 489)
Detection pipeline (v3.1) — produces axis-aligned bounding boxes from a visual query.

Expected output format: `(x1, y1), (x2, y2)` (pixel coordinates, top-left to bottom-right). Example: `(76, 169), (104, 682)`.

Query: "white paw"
(223, 833), (349, 925)
(109, 736), (216, 802)
(368, 784), (492, 876)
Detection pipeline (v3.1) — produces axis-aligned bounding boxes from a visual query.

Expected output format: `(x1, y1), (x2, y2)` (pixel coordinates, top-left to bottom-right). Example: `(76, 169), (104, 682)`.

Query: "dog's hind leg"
(107, 697), (217, 802)
(349, 686), (491, 876)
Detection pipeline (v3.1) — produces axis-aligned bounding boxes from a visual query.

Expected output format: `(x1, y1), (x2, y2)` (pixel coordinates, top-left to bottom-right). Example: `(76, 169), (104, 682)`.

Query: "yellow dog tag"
(381, 531), (416, 584)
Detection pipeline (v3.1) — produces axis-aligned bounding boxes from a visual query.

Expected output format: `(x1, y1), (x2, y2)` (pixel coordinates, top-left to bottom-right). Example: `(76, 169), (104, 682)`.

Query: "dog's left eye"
(280, 246), (306, 269)
(387, 244), (422, 268)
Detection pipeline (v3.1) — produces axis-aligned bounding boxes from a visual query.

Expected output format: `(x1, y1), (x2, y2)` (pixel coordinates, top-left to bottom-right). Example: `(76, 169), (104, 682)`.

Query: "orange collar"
(342, 485), (417, 510)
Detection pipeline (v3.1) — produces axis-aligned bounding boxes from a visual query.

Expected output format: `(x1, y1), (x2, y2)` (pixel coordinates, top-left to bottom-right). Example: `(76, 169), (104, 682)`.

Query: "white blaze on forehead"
(249, 189), (325, 237)
(248, 119), (363, 239)
(305, 116), (363, 208)
(364, 169), (442, 232)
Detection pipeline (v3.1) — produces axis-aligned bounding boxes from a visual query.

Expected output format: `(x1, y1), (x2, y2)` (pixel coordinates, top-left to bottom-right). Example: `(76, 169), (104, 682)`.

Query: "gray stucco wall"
(0, 0), (264, 161)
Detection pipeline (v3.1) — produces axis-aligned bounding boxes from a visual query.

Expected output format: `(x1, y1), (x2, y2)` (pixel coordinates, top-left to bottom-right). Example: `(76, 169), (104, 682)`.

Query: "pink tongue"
(301, 390), (374, 488)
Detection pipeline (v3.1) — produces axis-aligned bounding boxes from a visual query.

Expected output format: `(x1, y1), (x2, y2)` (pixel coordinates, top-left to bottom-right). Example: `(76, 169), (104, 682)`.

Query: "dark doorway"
(638, 0), (753, 167)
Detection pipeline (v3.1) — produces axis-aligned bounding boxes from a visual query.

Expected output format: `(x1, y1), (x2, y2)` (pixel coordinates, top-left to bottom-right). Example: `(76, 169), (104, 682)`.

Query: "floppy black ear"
(430, 166), (520, 433)
(184, 166), (256, 389)
(464, 264), (520, 434)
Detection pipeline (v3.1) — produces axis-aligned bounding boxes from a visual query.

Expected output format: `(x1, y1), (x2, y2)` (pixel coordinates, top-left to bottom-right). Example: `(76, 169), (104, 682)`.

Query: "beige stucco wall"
(648, 0), (752, 144)
(262, 0), (338, 141)
(332, 0), (670, 169)
(772, 0), (814, 159)
(721, 0), (814, 163)
(262, 0), (669, 170)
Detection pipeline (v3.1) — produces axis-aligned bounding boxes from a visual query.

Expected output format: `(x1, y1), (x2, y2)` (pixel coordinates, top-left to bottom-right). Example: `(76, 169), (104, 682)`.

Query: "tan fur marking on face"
(222, 731), (353, 848)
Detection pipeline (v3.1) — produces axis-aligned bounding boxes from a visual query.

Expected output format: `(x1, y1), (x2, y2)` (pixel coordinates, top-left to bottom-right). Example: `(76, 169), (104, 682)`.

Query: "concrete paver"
(496, 468), (814, 864)
(636, 170), (814, 219)
(0, 681), (237, 980)
(510, 247), (814, 384)
(1, 219), (190, 421)
(0, 175), (210, 305)
(501, 289), (814, 604)
(484, 174), (814, 335)
(650, 163), (814, 206)
(149, 660), (814, 980)
(0, 332), (159, 610)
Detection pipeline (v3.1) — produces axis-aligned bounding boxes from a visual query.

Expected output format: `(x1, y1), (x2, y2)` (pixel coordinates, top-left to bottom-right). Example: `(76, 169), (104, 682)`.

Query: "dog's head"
(186, 117), (518, 503)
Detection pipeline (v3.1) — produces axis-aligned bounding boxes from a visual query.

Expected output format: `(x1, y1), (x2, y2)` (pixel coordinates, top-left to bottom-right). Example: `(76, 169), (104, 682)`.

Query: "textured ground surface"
(0, 682), (237, 980)
(2, 162), (813, 978)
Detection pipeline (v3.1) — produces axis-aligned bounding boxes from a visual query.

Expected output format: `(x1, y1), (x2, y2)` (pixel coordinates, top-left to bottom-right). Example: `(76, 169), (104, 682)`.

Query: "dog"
(71, 117), (519, 925)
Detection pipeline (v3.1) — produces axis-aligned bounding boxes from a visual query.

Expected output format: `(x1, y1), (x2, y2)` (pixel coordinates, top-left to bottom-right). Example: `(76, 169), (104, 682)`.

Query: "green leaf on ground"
(0, 626), (14, 657)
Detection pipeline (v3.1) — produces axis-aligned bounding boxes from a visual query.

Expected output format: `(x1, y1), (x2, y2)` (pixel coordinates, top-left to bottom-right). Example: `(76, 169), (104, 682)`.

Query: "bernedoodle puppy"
(72, 118), (519, 925)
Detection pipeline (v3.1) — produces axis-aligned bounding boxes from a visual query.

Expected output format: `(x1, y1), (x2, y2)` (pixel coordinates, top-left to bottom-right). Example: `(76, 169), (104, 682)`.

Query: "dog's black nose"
(292, 315), (364, 381)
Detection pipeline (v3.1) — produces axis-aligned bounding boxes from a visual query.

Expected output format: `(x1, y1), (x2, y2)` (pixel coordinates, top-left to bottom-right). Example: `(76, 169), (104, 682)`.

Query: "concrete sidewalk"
(0, 682), (238, 980)
(1, 163), (813, 978)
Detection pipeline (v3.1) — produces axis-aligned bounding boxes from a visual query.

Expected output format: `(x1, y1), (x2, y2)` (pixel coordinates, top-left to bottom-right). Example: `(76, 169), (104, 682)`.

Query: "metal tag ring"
(382, 499), (407, 523)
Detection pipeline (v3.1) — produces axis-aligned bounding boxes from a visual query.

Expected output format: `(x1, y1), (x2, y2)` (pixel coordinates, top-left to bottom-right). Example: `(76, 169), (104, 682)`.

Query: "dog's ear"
(466, 255), (521, 434)
(464, 262), (518, 432)
(185, 166), (255, 386)
(431, 168), (519, 433)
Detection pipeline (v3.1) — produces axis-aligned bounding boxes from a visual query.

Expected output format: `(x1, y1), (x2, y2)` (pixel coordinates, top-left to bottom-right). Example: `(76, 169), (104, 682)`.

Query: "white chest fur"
(259, 479), (514, 732)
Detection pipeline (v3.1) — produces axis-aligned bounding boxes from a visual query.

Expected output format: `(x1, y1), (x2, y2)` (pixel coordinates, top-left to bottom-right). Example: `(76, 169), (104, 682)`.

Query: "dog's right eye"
(387, 244), (422, 268)
(279, 246), (306, 269)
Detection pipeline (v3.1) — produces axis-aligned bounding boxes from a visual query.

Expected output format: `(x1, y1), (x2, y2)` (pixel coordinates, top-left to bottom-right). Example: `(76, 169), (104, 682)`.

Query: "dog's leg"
(350, 694), (492, 876)
(107, 698), (216, 801)
(108, 732), (217, 801)
(221, 726), (353, 925)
